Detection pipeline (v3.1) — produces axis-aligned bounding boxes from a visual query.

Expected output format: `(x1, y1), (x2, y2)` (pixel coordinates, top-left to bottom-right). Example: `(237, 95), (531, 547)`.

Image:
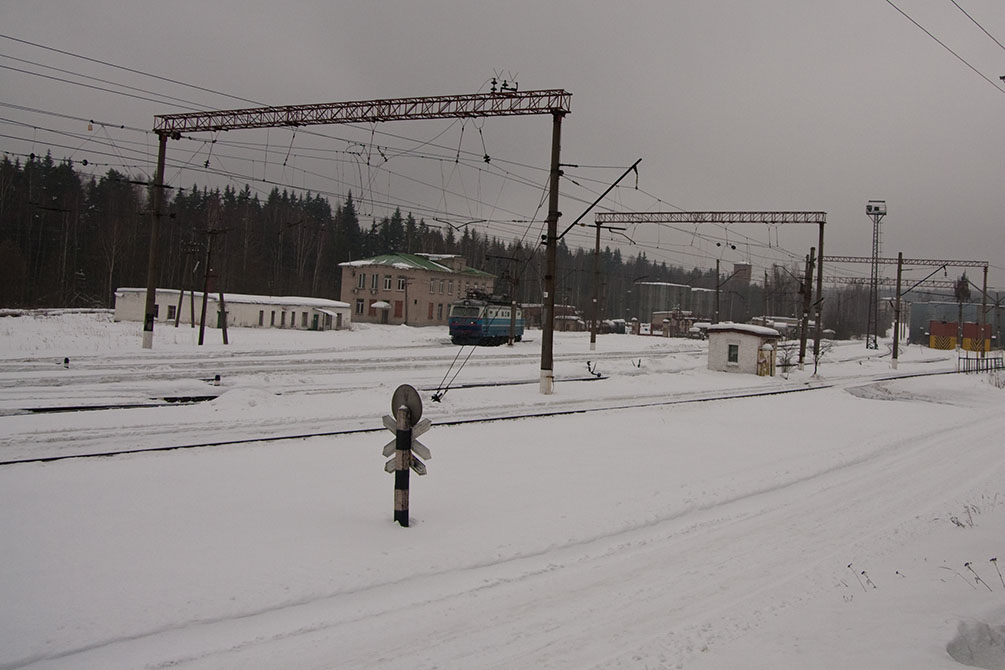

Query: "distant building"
(114, 288), (351, 330)
(652, 309), (697, 337)
(731, 263), (752, 286)
(690, 288), (716, 320)
(635, 282), (690, 324)
(522, 303), (580, 330)
(339, 253), (494, 326)
(707, 323), (780, 376)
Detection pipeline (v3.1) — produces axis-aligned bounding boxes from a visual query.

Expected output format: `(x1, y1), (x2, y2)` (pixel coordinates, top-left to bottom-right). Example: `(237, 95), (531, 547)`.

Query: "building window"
(437, 303), (443, 320)
(167, 305), (177, 321)
(270, 310), (276, 326)
(153, 303), (159, 318)
(428, 303), (434, 319)
(371, 274), (379, 290)
(397, 277), (406, 291)
(281, 311), (286, 327)
(439, 279), (445, 294)
(728, 344), (739, 364)
(357, 273), (366, 289)
(302, 312), (308, 328)
(258, 310), (264, 326)
(355, 299), (364, 315)
(384, 275), (392, 290)
(448, 280), (454, 295)
(429, 279), (436, 294)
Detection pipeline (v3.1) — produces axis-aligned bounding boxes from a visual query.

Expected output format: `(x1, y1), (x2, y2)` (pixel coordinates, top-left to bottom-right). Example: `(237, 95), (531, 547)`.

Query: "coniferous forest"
(2, 153), (887, 336)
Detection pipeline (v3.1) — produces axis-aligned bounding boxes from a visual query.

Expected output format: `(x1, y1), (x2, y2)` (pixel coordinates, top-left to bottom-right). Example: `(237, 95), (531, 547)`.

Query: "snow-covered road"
(1, 314), (1003, 669)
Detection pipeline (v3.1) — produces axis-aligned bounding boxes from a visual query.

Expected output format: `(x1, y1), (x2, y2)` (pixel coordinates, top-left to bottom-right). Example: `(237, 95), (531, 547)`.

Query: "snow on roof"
(115, 288), (349, 309)
(338, 252), (494, 277)
(706, 322), (780, 338)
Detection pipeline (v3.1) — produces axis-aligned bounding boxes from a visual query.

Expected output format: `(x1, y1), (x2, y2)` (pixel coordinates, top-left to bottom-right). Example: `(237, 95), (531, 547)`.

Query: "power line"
(949, 0), (1005, 53)
(0, 63), (209, 108)
(884, 0), (1005, 94)
(0, 53), (213, 110)
(0, 33), (263, 106)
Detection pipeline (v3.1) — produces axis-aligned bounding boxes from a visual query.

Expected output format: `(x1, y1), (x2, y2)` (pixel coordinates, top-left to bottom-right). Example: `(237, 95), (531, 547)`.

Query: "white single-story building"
(114, 288), (351, 331)
(707, 323), (780, 376)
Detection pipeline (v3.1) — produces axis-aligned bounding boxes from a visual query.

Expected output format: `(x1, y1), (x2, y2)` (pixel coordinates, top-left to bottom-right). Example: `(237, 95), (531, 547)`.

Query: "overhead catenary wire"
(884, 0), (1005, 94)
(1, 33), (826, 277)
(949, 0), (1005, 53)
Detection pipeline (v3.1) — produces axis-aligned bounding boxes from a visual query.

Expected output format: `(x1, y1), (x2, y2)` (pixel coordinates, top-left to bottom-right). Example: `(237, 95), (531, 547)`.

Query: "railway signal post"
(382, 385), (431, 527)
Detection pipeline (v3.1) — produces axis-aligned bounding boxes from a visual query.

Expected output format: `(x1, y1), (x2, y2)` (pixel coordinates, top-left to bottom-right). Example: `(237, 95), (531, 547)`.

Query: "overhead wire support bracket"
(556, 158), (641, 242)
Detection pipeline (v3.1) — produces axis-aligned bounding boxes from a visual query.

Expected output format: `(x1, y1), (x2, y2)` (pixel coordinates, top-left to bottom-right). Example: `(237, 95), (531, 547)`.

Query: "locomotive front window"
(450, 306), (480, 317)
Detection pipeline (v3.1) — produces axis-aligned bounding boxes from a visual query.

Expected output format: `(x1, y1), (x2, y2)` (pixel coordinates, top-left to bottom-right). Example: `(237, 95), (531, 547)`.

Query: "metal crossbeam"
(825, 255), (987, 268)
(595, 211), (826, 225)
(155, 90), (572, 133)
(825, 276), (957, 289)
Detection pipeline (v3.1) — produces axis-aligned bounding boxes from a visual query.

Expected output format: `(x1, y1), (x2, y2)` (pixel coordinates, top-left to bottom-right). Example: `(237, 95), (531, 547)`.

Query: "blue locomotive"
(448, 292), (524, 345)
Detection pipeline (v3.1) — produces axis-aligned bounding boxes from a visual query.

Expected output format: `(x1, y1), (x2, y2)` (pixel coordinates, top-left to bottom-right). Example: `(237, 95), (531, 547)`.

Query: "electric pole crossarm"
(155, 90), (572, 133)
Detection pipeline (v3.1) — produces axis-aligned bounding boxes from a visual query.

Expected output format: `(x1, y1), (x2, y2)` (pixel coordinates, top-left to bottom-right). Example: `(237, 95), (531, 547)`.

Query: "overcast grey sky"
(2, 1), (1003, 285)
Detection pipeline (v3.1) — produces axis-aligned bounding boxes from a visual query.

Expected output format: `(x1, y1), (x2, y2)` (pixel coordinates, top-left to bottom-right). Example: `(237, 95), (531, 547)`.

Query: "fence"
(957, 353), (1005, 373)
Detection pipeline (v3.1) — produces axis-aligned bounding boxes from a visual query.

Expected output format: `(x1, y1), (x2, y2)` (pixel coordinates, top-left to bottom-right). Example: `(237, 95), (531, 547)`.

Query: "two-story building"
(339, 253), (495, 326)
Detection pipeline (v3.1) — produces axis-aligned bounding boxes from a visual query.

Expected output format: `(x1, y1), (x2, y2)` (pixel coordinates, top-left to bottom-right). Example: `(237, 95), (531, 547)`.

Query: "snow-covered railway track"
(0, 382), (829, 466)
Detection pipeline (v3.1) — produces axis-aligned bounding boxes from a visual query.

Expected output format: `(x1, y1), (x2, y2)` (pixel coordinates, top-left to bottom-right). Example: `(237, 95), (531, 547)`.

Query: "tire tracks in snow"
(30, 387), (1005, 670)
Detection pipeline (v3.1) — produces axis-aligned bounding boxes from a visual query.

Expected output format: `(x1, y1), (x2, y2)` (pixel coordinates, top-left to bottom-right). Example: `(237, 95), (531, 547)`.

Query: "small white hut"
(707, 323), (780, 376)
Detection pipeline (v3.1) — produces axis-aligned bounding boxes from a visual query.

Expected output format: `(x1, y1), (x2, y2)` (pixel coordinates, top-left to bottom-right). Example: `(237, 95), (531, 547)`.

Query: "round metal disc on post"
(391, 384), (422, 426)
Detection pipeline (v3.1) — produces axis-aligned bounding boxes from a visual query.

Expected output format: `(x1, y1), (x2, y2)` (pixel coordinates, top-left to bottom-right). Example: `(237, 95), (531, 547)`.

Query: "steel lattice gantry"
(143, 90), (572, 396)
(595, 211), (827, 226)
(595, 211), (827, 368)
(824, 256), (987, 269)
(153, 90), (572, 133)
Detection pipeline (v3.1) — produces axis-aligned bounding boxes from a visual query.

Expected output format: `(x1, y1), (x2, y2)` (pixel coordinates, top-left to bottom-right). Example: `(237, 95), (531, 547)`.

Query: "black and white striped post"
(393, 404), (412, 527)
(382, 384), (430, 528)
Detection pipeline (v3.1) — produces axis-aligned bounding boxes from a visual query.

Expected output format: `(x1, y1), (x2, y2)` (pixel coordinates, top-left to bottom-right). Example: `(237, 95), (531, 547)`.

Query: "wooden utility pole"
(982, 265), (988, 359)
(714, 259), (721, 324)
(197, 233), (213, 346)
(813, 221), (825, 366)
(141, 132), (168, 349)
(892, 252), (903, 369)
(798, 247), (815, 371)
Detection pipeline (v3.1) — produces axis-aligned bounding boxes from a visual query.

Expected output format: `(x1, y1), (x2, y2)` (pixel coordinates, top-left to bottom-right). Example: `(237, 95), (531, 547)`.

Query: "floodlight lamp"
(866, 200), (887, 217)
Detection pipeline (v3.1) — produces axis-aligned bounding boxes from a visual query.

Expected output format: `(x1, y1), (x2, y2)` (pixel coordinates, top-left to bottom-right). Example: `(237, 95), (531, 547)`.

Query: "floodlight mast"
(143, 91), (572, 396)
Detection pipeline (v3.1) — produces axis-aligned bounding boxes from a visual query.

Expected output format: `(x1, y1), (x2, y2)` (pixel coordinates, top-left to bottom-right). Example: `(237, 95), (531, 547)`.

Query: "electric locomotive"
(448, 291), (524, 345)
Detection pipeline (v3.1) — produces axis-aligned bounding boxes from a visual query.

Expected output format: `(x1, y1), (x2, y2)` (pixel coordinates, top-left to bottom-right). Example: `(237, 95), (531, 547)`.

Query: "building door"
(312, 314), (319, 331)
(381, 309), (390, 324)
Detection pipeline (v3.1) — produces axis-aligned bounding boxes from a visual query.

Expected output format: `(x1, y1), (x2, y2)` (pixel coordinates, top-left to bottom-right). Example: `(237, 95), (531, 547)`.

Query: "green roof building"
(339, 253), (494, 326)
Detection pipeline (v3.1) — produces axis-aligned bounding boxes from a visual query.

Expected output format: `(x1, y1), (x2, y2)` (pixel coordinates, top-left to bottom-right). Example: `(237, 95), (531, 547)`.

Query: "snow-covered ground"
(1, 311), (1003, 669)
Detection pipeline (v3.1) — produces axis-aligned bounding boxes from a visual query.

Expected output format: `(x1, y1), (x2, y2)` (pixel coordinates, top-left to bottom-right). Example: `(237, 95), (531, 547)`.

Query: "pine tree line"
(2, 153), (890, 337)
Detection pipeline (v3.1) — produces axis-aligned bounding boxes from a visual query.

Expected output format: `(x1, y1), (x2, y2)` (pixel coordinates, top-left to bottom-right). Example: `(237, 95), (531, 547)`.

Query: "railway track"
(0, 381), (835, 466)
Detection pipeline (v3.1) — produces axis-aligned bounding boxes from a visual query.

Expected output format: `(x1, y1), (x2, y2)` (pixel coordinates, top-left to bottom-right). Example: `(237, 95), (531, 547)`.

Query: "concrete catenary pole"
(540, 110), (565, 395)
(141, 132), (168, 349)
(892, 252), (903, 369)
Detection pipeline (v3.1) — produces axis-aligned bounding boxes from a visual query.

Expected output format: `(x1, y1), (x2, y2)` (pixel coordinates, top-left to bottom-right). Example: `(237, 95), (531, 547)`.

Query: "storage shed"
(114, 288), (351, 331)
(707, 323), (780, 376)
